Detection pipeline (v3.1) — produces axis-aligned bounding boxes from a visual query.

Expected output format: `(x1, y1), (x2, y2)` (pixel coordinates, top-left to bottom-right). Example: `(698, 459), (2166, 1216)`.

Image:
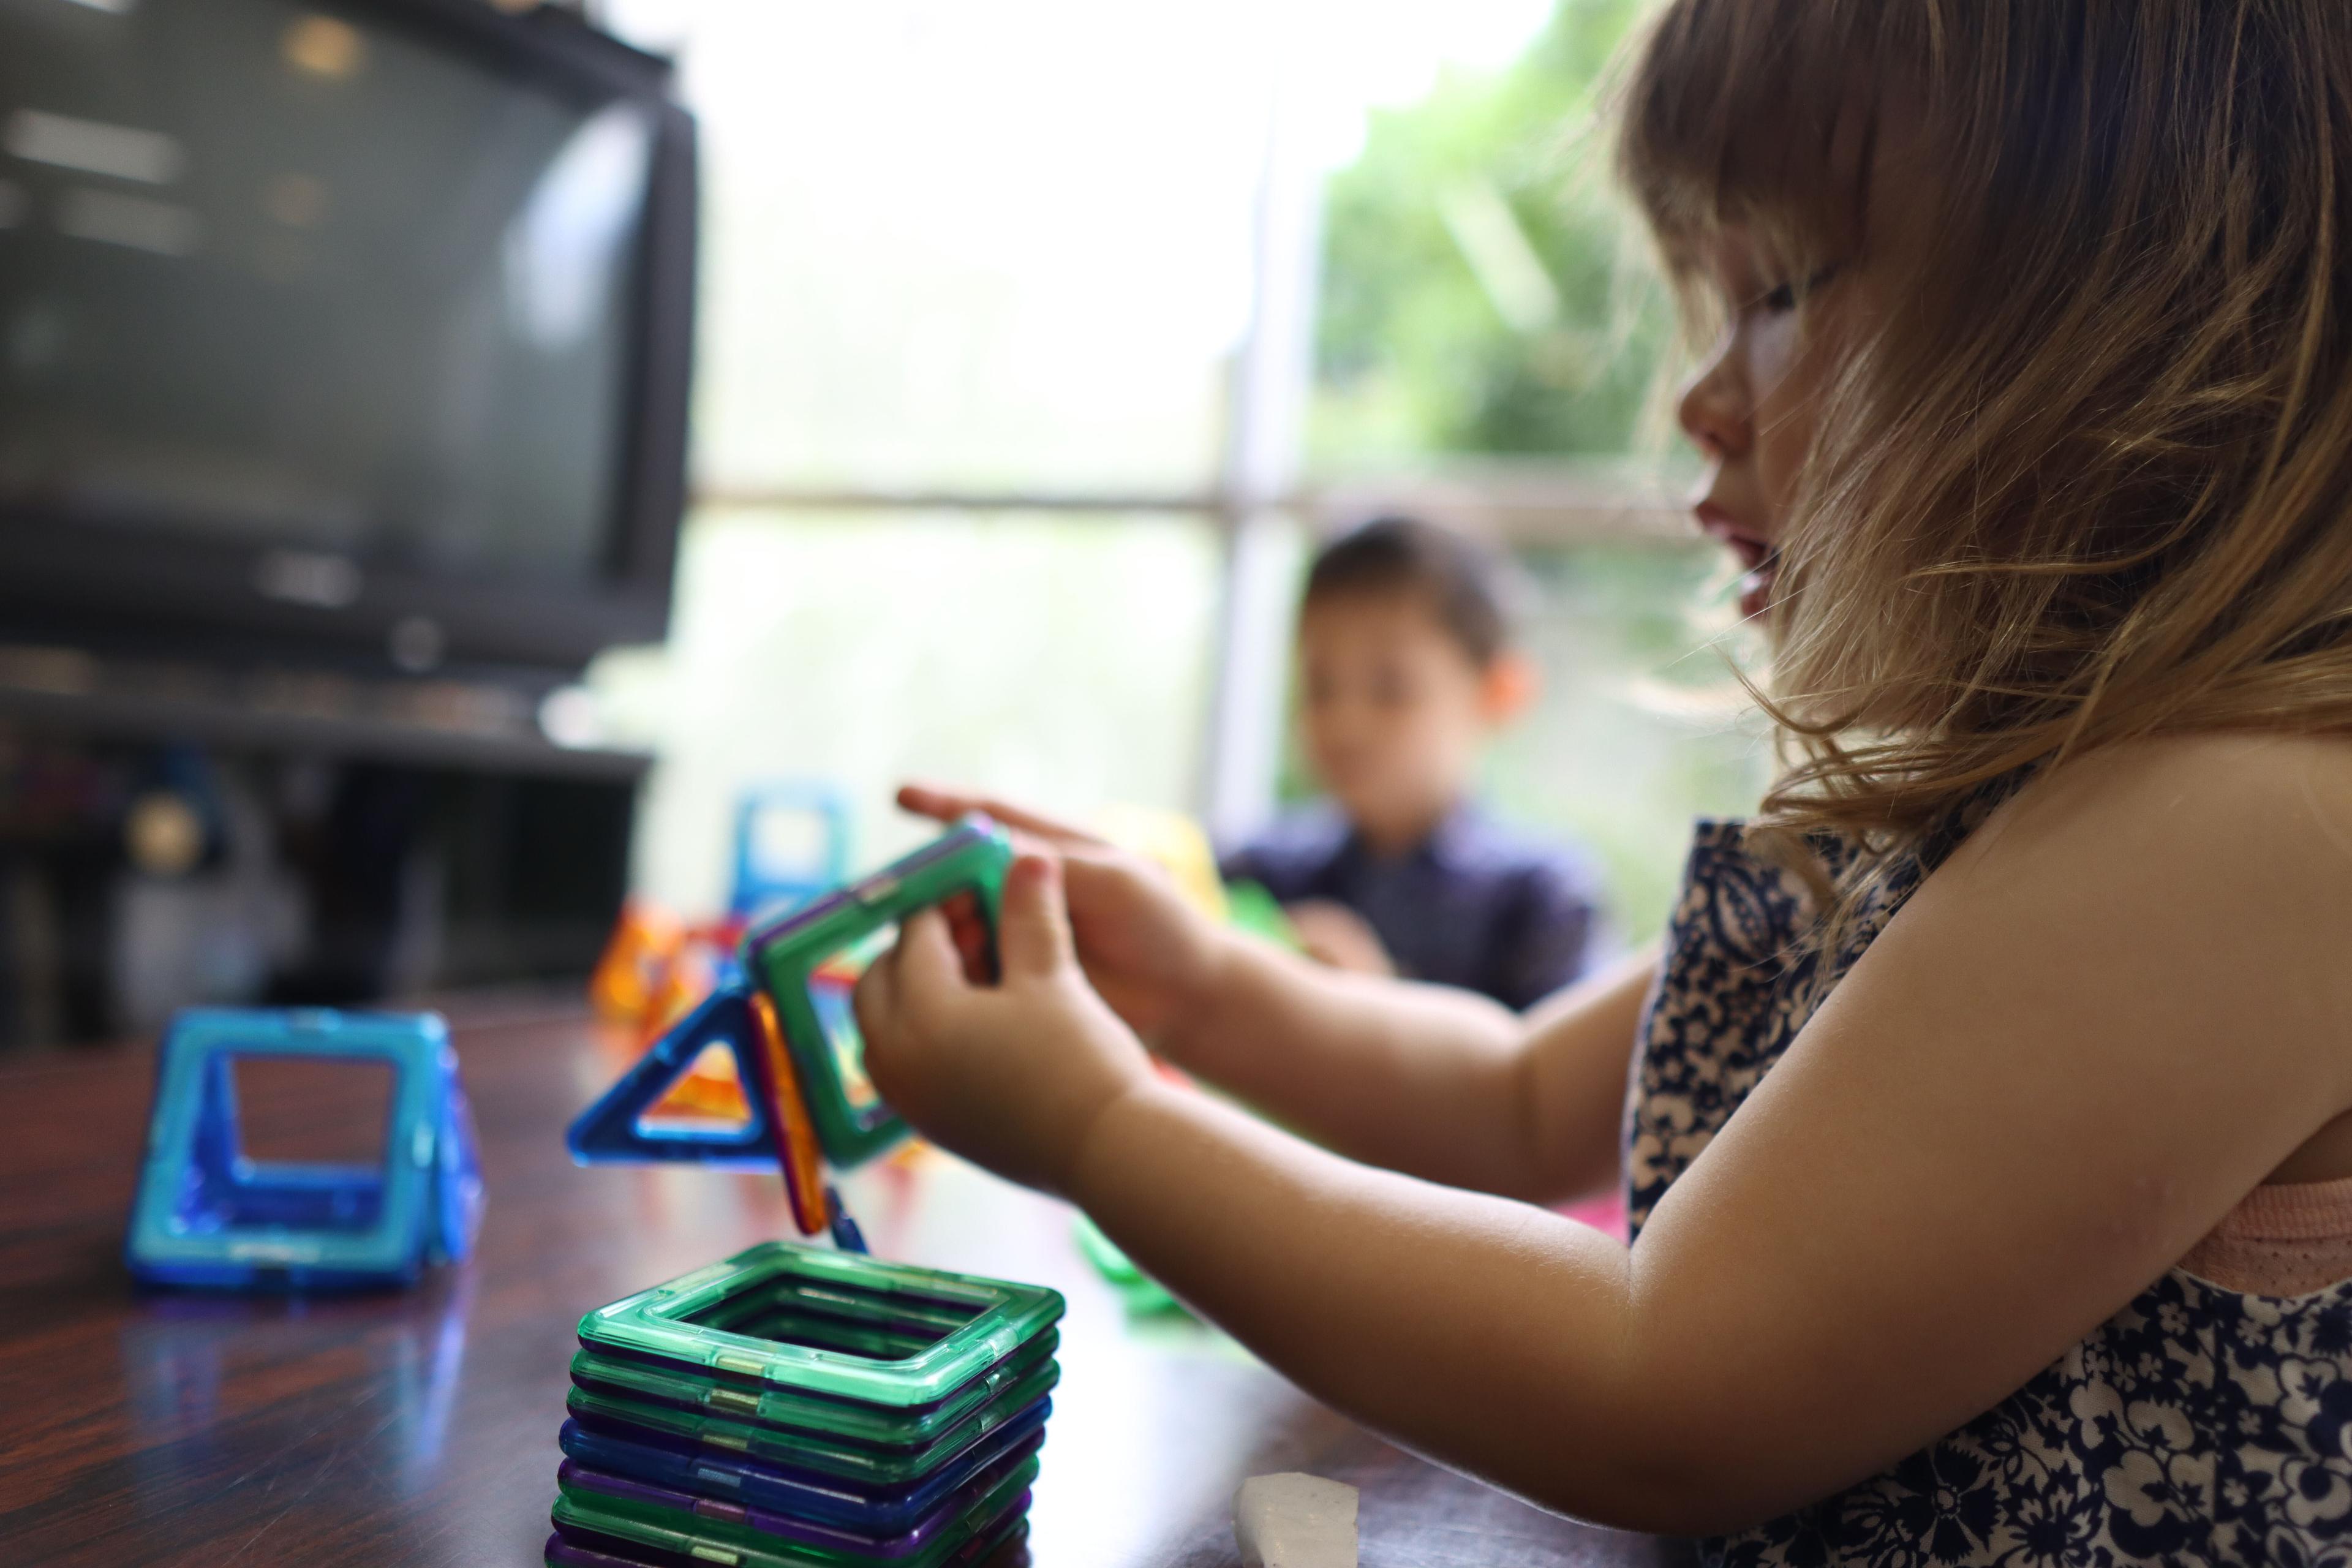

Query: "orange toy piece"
(638, 1031), (751, 1128)
(589, 900), (685, 1023)
(640, 919), (742, 1036)
(595, 907), (763, 1127)
(747, 989), (832, 1236)
(640, 943), (715, 1042)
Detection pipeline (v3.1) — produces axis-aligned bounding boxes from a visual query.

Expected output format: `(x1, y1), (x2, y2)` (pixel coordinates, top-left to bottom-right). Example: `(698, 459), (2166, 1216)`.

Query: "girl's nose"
(1676, 342), (1749, 462)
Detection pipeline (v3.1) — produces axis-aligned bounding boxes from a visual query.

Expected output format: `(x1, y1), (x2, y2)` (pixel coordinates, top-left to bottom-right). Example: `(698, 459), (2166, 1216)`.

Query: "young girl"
(854, 4), (2352, 1561)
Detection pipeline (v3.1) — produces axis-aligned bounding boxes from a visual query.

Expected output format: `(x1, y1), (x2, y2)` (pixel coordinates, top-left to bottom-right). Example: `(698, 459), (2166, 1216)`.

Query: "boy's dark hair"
(1302, 516), (1522, 666)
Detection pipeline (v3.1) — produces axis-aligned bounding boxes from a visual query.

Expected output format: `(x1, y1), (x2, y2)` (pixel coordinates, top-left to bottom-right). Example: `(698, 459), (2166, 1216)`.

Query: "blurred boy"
(1220, 517), (1601, 1011)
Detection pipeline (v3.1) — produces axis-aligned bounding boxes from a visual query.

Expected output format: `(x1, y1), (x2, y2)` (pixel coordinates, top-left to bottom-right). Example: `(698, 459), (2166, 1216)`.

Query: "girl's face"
(1676, 229), (1842, 620)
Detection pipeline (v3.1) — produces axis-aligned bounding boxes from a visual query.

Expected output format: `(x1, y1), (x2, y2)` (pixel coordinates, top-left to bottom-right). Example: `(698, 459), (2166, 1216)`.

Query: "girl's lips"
(1694, 503), (1770, 563)
(1694, 503), (1779, 619)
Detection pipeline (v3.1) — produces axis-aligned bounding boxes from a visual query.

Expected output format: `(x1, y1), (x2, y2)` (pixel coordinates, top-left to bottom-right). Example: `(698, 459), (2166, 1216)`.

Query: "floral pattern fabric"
(1627, 814), (2352, 1567)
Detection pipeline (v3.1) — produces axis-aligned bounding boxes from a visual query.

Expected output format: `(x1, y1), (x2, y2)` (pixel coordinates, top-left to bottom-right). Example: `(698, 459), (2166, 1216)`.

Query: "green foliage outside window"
(1312, 0), (1672, 469)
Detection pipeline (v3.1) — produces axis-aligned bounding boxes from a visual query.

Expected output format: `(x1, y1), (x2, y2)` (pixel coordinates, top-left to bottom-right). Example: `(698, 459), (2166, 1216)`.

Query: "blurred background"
(0, 0), (1766, 1046)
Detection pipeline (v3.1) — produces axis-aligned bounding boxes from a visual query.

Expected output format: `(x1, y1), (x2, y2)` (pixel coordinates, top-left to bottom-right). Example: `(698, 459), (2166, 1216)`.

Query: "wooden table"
(0, 997), (1692, 1567)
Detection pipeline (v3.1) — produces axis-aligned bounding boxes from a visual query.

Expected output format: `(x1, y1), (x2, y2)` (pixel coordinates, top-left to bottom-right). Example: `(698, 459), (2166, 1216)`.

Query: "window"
(592, 0), (1765, 943)
(1297, 0), (1766, 938)
(592, 0), (1274, 904)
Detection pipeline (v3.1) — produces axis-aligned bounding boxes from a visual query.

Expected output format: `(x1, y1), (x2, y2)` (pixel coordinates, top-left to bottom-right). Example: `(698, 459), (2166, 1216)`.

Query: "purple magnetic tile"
(544, 1496), (1031, 1568)
(559, 1453), (1029, 1559)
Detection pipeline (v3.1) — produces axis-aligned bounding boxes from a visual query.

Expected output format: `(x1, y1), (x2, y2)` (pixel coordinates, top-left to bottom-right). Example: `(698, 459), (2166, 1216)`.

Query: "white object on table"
(1234, 1472), (1360, 1568)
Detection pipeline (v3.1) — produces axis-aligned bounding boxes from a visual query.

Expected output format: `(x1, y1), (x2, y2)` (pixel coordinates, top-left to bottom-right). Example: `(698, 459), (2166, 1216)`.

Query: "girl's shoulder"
(1928, 729), (2352, 1087)
(1968, 730), (2352, 882)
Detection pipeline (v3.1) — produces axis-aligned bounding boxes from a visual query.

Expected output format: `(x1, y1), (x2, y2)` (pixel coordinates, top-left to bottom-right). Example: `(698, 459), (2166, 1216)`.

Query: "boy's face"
(1296, 591), (1513, 850)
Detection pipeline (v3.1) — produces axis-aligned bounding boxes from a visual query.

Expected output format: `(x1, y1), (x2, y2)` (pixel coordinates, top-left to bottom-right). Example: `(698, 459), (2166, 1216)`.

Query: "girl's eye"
(1755, 265), (1841, 317)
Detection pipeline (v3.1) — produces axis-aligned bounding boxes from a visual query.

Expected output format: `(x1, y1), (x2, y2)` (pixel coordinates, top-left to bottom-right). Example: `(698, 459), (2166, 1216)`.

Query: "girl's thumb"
(997, 852), (1074, 979)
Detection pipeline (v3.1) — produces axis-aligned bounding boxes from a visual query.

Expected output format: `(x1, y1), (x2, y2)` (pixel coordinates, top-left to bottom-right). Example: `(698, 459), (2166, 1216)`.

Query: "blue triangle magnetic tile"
(566, 986), (782, 1169)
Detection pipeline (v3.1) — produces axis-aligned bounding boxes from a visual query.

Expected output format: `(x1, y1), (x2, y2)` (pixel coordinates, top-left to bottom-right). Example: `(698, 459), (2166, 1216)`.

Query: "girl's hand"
(1286, 899), (1396, 977)
(853, 851), (1154, 1194)
(896, 784), (1232, 1047)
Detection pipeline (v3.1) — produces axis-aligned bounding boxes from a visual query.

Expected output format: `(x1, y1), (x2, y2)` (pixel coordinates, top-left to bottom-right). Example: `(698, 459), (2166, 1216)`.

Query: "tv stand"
(0, 644), (649, 782)
(0, 645), (648, 1047)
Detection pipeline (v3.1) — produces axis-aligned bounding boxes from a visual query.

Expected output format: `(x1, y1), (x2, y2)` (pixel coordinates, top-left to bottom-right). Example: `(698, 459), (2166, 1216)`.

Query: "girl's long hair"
(1618, 1), (2352, 931)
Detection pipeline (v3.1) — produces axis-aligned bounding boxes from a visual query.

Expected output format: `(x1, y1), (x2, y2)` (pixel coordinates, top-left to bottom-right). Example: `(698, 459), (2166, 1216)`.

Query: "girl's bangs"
(1616, 0), (1895, 278)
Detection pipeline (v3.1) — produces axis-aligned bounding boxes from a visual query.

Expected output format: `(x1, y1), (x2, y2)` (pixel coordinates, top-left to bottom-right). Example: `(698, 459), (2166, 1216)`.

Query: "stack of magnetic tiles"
(547, 1240), (1063, 1568)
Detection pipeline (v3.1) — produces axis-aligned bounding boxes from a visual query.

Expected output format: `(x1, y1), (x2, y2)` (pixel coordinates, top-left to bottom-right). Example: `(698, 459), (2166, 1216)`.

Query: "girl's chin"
(1739, 568), (1777, 621)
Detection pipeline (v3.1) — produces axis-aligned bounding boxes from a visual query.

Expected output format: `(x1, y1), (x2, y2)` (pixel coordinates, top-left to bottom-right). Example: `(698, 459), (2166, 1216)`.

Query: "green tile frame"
(741, 819), (1012, 1167)
(564, 1357), (1057, 1485)
(575, 1242), (1063, 1409)
(568, 1329), (1059, 1449)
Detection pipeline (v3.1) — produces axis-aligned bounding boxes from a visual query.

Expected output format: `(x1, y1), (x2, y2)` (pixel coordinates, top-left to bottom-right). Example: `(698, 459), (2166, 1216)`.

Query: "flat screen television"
(0, 0), (694, 677)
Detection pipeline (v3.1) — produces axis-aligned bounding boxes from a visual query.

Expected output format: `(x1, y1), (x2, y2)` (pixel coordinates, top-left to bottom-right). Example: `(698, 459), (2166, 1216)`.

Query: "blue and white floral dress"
(1627, 808), (2352, 1567)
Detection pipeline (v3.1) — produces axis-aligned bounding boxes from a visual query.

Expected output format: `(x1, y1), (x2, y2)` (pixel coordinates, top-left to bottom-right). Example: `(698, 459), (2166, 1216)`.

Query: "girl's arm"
(898, 783), (1653, 1202)
(1161, 933), (1659, 1202)
(864, 737), (2352, 1532)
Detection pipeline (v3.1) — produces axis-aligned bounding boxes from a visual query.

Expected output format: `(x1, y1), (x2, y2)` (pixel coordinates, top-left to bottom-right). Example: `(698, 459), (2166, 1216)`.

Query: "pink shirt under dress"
(2182, 1177), (2352, 1296)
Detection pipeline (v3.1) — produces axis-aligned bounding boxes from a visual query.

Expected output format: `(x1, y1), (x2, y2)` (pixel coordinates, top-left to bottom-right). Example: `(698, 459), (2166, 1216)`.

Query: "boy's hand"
(854, 852), (1153, 1195)
(897, 784), (1232, 1047)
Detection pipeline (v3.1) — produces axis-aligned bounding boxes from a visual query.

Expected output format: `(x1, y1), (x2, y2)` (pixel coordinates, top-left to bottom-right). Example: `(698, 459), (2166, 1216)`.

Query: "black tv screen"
(0, 0), (693, 672)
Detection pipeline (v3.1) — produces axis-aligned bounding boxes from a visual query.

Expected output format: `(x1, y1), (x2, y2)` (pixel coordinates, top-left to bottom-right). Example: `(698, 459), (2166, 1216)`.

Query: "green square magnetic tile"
(569, 1330), (1059, 1450)
(740, 819), (1011, 1167)
(576, 1241), (1062, 1410)
(564, 1357), (1058, 1486)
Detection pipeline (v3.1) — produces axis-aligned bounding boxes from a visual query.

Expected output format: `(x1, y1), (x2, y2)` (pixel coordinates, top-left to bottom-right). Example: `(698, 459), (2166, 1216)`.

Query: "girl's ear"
(1479, 650), (1538, 726)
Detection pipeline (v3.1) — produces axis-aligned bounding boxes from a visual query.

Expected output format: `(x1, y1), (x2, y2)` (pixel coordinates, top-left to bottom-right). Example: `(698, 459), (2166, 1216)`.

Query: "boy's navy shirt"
(1219, 801), (1602, 1011)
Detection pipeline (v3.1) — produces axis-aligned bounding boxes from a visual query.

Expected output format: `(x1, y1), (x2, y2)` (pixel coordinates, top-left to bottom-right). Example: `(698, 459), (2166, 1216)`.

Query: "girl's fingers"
(895, 783), (1107, 851)
(938, 891), (1000, 984)
(850, 956), (895, 1054)
(1057, 840), (1139, 892)
(996, 853), (1075, 981)
(889, 907), (967, 1028)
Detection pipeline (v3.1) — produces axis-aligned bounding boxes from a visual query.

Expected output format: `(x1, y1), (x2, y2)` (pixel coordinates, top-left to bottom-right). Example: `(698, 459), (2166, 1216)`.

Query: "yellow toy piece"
(1090, 803), (1228, 921)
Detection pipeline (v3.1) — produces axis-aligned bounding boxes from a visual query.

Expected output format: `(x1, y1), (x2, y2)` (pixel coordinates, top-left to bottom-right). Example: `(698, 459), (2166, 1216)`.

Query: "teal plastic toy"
(741, 817), (1012, 1167)
(568, 1329), (1059, 1448)
(564, 1364), (1057, 1485)
(576, 1239), (1063, 1410)
(126, 1008), (481, 1291)
(546, 1239), (1061, 1560)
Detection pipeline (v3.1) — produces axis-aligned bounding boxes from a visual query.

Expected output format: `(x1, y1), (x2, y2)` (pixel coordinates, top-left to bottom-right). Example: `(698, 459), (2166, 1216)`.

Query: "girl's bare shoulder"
(1948, 732), (2352, 1036)
(1974, 730), (2352, 857)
